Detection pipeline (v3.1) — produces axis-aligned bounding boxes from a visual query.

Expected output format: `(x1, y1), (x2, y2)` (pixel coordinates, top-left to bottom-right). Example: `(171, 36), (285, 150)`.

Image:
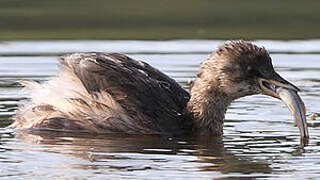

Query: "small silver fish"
(276, 87), (309, 139)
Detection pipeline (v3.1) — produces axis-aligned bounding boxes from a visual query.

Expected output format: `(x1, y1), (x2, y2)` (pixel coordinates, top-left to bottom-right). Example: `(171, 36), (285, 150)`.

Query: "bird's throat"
(187, 79), (232, 135)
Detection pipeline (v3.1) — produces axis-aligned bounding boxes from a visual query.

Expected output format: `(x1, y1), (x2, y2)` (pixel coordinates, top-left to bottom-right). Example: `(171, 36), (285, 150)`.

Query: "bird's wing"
(60, 53), (190, 134)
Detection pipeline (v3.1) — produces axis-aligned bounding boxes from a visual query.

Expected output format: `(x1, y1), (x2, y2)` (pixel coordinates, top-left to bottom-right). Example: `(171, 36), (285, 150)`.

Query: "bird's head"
(196, 41), (308, 138)
(204, 41), (300, 98)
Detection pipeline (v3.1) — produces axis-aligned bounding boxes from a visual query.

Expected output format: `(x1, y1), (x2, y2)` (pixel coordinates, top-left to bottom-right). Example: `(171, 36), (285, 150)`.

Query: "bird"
(11, 41), (305, 136)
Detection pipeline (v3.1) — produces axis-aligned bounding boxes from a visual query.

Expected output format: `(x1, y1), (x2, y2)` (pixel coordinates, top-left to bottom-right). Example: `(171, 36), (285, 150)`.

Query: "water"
(0, 40), (320, 179)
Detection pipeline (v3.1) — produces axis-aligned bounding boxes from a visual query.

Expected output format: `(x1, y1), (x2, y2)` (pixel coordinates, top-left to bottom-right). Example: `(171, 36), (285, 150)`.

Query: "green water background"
(1, 0), (320, 40)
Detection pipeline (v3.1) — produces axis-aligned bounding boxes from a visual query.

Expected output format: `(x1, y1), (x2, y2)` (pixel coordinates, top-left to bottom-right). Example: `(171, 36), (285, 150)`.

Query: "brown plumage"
(12, 41), (302, 136)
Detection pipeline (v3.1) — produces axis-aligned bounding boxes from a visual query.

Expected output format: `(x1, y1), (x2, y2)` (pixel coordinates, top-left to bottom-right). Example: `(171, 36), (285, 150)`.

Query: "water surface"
(0, 40), (320, 179)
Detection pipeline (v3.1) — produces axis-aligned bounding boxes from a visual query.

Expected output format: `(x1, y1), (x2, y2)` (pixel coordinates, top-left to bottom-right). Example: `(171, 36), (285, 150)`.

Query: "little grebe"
(12, 41), (308, 137)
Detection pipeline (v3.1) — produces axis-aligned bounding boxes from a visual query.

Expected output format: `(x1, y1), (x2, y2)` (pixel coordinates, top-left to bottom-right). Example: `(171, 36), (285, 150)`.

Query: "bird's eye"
(246, 65), (256, 74)
(246, 65), (261, 77)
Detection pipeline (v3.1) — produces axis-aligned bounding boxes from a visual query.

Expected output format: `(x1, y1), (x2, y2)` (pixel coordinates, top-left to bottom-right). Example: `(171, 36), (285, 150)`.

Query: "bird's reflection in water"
(15, 131), (272, 175)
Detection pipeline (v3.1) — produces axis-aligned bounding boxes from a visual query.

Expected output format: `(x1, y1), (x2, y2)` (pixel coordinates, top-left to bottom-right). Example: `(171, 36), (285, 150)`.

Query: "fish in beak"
(258, 73), (309, 139)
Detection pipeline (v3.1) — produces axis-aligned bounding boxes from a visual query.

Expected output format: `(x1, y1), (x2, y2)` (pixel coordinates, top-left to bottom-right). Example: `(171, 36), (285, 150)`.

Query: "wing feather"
(13, 53), (191, 135)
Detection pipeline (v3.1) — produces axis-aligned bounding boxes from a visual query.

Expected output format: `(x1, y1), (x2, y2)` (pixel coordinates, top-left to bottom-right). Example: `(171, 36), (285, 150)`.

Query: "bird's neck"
(187, 76), (232, 135)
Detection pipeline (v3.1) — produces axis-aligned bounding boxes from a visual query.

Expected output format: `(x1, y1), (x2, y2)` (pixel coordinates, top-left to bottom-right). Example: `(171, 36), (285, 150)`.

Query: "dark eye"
(246, 66), (253, 73)
(246, 65), (262, 77)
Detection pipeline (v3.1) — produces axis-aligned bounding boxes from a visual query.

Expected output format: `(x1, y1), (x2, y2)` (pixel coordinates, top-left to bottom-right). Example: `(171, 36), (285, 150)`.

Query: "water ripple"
(0, 41), (320, 179)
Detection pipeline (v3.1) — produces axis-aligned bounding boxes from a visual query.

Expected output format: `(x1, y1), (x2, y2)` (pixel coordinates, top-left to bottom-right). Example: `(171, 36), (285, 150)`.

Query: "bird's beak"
(258, 73), (300, 99)
(258, 73), (309, 139)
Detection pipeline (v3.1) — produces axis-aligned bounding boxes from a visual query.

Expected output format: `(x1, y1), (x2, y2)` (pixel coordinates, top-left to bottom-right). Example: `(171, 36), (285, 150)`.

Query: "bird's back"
(12, 53), (191, 135)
